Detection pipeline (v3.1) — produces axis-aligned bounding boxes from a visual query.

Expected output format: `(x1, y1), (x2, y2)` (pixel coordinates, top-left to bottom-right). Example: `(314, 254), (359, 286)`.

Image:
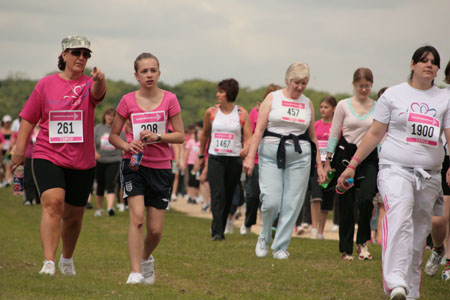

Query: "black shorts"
(121, 159), (173, 210)
(95, 161), (120, 195)
(441, 155), (450, 196)
(187, 164), (200, 188)
(309, 168), (335, 211)
(32, 158), (95, 207)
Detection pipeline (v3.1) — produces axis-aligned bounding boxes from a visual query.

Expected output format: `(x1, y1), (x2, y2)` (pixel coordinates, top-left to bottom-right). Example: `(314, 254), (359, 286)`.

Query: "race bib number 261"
(49, 110), (83, 143)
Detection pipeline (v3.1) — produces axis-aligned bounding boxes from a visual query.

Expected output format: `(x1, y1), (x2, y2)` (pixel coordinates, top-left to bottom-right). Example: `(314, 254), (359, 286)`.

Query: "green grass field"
(0, 188), (447, 299)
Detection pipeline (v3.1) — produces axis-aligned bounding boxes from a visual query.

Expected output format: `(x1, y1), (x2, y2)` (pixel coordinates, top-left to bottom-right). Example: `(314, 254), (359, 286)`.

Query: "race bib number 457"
(281, 100), (306, 123)
(406, 112), (440, 147)
(49, 110), (83, 143)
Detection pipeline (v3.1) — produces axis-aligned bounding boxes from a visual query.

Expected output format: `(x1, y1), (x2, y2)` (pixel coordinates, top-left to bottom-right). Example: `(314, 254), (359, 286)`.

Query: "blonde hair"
(285, 62), (310, 85)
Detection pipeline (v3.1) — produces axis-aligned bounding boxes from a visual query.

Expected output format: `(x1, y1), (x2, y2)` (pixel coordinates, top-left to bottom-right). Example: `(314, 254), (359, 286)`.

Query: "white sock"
(60, 255), (73, 263)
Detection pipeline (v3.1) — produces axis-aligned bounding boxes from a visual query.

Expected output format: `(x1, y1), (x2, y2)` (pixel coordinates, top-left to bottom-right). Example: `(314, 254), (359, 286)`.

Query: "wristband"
(351, 156), (361, 165)
(347, 165), (356, 171)
(198, 155), (205, 159)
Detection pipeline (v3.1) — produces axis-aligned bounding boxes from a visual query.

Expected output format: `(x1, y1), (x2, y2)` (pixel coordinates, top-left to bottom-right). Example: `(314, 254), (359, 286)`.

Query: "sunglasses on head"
(67, 49), (91, 59)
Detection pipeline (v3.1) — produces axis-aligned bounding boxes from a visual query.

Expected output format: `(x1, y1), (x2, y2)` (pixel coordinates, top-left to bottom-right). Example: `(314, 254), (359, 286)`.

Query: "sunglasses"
(67, 49), (91, 59)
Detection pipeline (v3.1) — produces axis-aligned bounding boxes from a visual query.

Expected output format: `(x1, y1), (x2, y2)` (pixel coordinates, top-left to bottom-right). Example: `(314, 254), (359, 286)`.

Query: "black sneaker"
(108, 208), (115, 216)
(85, 202), (93, 209)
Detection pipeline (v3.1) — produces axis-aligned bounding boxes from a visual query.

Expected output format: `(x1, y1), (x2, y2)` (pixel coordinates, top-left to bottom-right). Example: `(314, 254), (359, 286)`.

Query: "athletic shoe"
(118, 203), (125, 212)
(58, 255), (76, 275)
(94, 209), (102, 217)
(224, 220), (234, 234)
(85, 202), (93, 209)
(331, 224), (339, 232)
(295, 226), (304, 235)
(126, 272), (144, 284)
(141, 256), (155, 285)
(310, 228), (318, 239)
(317, 234), (325, 240)
(23, 200), (32, 206)
(390, 287), (406, 300)
(273, 249), (289, 260)
(441, 255), (447, 265)
(255, 237), (269, 258)
(442, 260), (450, 281)
(212, 234), (224, 241)
(39, 260), (55, 275)
(341, 252), (354, 261)
(108, 208), (115, 216)
(240, 224), (251, 235)
(301, 223), (310, 230)
(356, 243), (373, 260)
(201, 203), (210, 212)
(425, 247), (445, 276)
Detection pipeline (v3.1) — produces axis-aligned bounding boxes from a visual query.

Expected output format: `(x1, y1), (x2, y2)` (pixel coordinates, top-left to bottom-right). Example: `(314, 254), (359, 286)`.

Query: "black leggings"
(95, 161), (120, 196)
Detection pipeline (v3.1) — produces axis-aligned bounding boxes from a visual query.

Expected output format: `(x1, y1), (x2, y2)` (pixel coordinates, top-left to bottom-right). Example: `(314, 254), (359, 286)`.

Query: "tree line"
(0, 70), (357, 127)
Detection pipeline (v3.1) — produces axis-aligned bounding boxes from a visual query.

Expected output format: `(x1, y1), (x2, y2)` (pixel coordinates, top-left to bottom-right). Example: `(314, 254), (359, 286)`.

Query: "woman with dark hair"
(198, 78), (252, 241)
(324, 67), (378, 261)
(11, 35), (106, 276)
(109, 52), (184, 284)
(338, 46), (450, 300)
(94, 108), (125, 216)
(244, 62), (324, 259)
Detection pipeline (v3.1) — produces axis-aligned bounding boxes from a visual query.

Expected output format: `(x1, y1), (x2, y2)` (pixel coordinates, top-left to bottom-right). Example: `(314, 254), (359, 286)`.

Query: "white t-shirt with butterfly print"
(374, 82), (450, 170)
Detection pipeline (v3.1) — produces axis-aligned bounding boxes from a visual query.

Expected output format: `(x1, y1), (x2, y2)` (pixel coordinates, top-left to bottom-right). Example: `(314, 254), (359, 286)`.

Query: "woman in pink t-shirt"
(109, 53), (184, 285)
(11, 35), (106, 276)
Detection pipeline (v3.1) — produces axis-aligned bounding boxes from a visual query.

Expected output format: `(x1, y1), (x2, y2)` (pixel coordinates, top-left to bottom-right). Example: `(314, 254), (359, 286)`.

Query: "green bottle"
(320, 169), (336, 189)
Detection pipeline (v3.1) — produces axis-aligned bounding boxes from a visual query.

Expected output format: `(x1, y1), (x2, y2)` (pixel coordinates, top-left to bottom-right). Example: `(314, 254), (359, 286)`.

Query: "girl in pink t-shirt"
(11, 35), (106, 276)
(109, 53), (184, 285)
(309, 96), (337, 239)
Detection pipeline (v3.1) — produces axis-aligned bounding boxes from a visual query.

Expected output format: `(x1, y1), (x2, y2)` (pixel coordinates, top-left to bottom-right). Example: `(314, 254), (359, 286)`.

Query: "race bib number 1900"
(49, 110), (83, 143)
(405, 112), (440, 147)
(131, 111), (166, 144)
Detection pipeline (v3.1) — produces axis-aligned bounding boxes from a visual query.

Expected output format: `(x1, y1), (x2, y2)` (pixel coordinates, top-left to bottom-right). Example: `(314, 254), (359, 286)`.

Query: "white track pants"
(377, 166), (440, 300)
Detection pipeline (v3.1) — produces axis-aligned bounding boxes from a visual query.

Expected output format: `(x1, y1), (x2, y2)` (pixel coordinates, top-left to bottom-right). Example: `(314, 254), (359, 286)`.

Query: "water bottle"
(320, 169), (336, 189)
(13, 165), (24, 196)
(129, 151), (143, 171)
(335, 178), (354, 195)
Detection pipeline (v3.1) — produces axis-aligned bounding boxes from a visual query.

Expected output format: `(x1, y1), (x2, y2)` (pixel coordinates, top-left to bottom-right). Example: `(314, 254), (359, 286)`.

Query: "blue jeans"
(258, 142), (311, 252)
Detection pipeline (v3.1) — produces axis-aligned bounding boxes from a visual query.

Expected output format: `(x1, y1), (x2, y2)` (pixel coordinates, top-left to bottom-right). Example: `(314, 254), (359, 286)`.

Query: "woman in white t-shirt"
(198, 78), (252, 241)
(244, 62), (324, 259)
(338, 46), (450, 300)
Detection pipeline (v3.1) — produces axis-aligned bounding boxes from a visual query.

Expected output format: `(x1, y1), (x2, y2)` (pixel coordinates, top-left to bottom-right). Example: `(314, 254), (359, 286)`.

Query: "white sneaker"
(255, 237), (269, 258)
(58, 255), (76, 275)
(39, 260), (55, 275)
(141, 256), (155, 285)
(273, 249), (290, 260)
(310, 228), (318, 239)
(118, 203), (125, 212)
(94, 209), (103, 216)
(331, 224), (339, 232)
(240, 224), (251, 235)
(126, 272), (144, 284)
(224, 220), (234, 234)
(390, 287), (406, 300)
(317, 234), (325, 240)
(425, 248), (445, 276)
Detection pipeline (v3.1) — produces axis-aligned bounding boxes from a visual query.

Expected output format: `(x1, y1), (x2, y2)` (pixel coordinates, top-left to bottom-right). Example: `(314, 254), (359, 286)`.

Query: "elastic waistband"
(379, 164), (440, 175)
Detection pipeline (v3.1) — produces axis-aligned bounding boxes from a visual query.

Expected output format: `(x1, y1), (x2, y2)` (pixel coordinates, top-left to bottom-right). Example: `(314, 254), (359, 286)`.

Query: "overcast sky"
(1, 0), (449, 94)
